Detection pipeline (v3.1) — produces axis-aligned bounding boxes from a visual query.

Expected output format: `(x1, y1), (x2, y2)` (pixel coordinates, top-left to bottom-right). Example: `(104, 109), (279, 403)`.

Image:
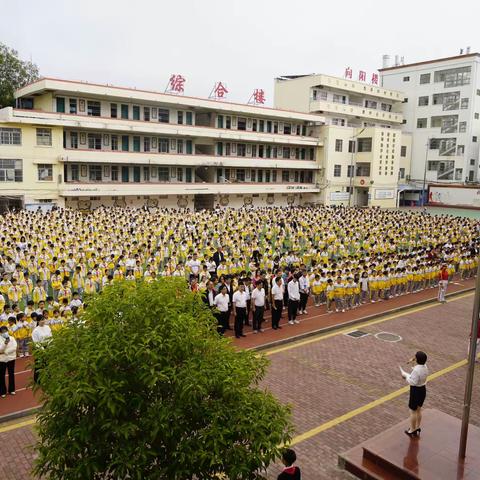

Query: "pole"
(421, 138), (429, 207)
(459, 259), (480, 458)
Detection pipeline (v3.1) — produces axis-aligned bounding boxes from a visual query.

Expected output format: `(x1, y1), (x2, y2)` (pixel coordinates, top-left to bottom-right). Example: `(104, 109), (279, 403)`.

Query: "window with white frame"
(419, 73), (431, 84)
(89, 165), (102, 181)
(333, 164), (342, 177)
(36, 128), (52, 146)
(159, 138), (169, 153)
(0, 128), (21, 145)
(418, 96), (429, 106)
(0, 159), (22, 182)
(37, 164), (53, 181)
(335, 139), (343, 152)
(158, 167), (169, 182)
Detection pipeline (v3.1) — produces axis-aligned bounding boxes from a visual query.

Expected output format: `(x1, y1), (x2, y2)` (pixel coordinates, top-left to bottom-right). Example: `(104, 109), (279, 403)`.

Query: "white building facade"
(274, 74), (411, 207)
(0, 78), (325, 211)
(380, 53), (480, 184)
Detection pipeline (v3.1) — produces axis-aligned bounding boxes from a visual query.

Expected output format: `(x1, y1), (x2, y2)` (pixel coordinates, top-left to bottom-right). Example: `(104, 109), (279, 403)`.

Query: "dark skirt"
(409, 385), (426, 411)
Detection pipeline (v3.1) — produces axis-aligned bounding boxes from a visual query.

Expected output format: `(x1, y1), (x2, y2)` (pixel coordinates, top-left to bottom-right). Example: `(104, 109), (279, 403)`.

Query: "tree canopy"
(33, 278), (292, 480)
(0, 43), (39, 108)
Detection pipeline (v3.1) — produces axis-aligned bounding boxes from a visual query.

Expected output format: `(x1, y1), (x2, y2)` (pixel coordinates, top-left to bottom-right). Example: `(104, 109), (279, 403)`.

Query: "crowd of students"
(0, 205), (478, 344)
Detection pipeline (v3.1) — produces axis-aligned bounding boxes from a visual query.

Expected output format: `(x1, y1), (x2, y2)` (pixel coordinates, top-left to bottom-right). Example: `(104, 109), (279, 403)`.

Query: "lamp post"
(421, 137), (430, 207)
(348, 128), (366, 207)
(459, 258), (480, 458)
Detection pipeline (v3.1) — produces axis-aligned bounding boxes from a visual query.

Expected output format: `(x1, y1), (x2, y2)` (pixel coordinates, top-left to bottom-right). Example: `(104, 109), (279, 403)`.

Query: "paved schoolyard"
(1, 291), (479, 479)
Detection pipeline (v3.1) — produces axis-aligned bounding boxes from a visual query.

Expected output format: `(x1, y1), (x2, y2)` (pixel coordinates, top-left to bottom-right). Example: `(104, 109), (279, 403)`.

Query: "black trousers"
(216, 311), (229, 335)
(288, 299), (299, 321)
(246, 299), (251, 325)
(252, 306), (264, 331)
(235, 307), (246, 337)
(299, 292), (309, 311)
(272, 300), (283, 328)
(0, 360), (15, 395)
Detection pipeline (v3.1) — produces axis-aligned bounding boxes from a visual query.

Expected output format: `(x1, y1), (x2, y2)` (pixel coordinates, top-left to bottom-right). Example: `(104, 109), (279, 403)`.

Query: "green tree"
(33, 278), (292, 480)
(0, 43), (39, 108)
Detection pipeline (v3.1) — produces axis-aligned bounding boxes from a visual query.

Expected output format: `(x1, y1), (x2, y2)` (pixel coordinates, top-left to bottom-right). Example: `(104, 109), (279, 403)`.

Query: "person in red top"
(437, 264), (449, 303)
(277, 449), (301, 480)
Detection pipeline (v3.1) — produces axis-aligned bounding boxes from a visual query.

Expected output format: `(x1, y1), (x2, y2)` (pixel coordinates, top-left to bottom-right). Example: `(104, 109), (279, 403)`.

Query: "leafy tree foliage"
(0, 43), (39, 108)
(33, 278), (292, 479)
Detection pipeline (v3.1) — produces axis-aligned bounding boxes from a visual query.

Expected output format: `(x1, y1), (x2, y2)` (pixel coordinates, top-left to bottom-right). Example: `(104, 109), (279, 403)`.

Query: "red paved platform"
(0, 277), (475, 423)
(339, 409), (480, 480)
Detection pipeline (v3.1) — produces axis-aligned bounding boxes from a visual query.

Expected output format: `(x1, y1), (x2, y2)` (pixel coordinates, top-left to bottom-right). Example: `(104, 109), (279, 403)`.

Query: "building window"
(473, 136), (478, 143)
(237, 117), (246, 131)
(122, 135), (129, 151)
(455, 168), (463, 180)
(144, 107), (150, 122)
(400, 145), (407, 157)
(143, 166), (150, 182)
(418, 96), (429, 106)
(88, 133), (102, 150)
(144, 137), (150, 152)
(89, 165), (102, 181)
(177, 168), (183, 182)
(399, 167), (405, 179)
(157, 167), (169, 182)
(37, 164), (53, 181)
(0, 128), (21, 145)
(158, 108), (169, 123)
(347, 165), (354, 178)
(36, 128), (52, 146)
(159, 138), (169, 153)
(470, 158), (476, 166)
(56, 97), (65, 113)
(70, 164), (79, 181)
(459, 121), (467, 133)
(461, 98), (469, 109)
(186, 111), (193, 125)
(236, 169), (245, 182)
(335, 139), (343, 152)
(111, 103), (117, 118)
(121, 104), (129, 119)
(70, 132), (78, 149)
(67, 98), (77, 114)
(348, 140), (356, 153)
(133, 136), (141, 152)
(186, 167), (192, 183)
(177, 111), (184, 125)
(417, 118), (428, 128)
(87, 101), (101, 117)
(357, 138), (372, 152)
(177, 139), (184, 154)
(132, 106), (140, 120)
(333, 164), (341, 177)
(403, 76), (410, 82)
(403, 98), (408, 103)
(282, 170), (289, 182)
(111, 135), (118, 151)
(0, 159), (22, 182)
(419, 73), (431, 84)
(434, 66), (471, 87)
(475, 113), (479, 120)
(111, 165), (119, 181)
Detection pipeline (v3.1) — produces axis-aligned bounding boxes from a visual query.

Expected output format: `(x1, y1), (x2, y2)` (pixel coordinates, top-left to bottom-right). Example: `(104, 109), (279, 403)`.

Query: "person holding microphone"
(0, 325), (17, 398)
(400, 351), (428, 437)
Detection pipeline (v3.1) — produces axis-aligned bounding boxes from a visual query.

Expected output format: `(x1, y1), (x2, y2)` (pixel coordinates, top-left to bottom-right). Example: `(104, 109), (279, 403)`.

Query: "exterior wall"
(380, 54), (480, 183)
(428, 184), (480, 207)
(0, 123), (63, 205)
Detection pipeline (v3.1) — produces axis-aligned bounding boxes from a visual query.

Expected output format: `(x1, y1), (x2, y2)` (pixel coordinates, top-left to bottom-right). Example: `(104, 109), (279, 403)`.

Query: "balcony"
(310, 100), (403, 124)
(59, 181), (321, 197)
(59, 149), (319, 170)
(0, 107), (323, 147)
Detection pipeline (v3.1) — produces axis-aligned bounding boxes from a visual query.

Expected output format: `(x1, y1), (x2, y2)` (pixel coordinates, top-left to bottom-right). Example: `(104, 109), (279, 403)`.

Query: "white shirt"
(251, 288), (265, 307)
(213, 293), (229, 312)
(287, 280), (300, 301)
(32, 325), (53, 344)
(0, 336), (17, 362)
(271, 283), (284, 300)
(404, 364), (428, 387)
(299, 275), (310, 293)
(186, 259), (201, 275)
(232, 290), (248, 308)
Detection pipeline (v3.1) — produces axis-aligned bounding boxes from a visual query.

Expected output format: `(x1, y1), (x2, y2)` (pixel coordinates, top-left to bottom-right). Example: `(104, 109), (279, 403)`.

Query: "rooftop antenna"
(466, 46), (471, 54)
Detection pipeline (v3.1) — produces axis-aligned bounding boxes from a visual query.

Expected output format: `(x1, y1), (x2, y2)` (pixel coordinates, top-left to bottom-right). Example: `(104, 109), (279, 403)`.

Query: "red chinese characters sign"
(249, 88), (266, 105)
(210, 81), (229, 99)
(166, 74), (186, 94)
(343, 68), (379, 85)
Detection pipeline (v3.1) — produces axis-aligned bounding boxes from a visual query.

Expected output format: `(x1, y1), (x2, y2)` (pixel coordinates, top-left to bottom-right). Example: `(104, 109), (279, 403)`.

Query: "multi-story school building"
(0, 78), (325, 211)
(0, 74), (413, 211)
(274, 74), (412, 207)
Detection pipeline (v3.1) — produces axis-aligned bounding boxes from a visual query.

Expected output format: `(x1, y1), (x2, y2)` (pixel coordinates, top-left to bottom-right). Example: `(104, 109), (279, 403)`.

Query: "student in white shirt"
(298, 271), (310, 315)
(0, 326), (17, 397)
(287, 275), (300, 325)
(400, 351), (428, 437)
(251, 281), (266, 334)
(213, 286), (230, 335)
(232, 283), (248, 338)
(32, 316), (53, 384)
(271, 276), (284, 330)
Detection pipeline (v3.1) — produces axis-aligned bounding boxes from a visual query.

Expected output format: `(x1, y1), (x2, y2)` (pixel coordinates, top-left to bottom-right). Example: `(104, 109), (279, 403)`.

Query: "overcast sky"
(2, 0), (479, 106)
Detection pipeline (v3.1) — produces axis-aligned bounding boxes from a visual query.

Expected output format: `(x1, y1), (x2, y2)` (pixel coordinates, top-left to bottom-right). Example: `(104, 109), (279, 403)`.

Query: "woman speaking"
(400, 351), (428, 437)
